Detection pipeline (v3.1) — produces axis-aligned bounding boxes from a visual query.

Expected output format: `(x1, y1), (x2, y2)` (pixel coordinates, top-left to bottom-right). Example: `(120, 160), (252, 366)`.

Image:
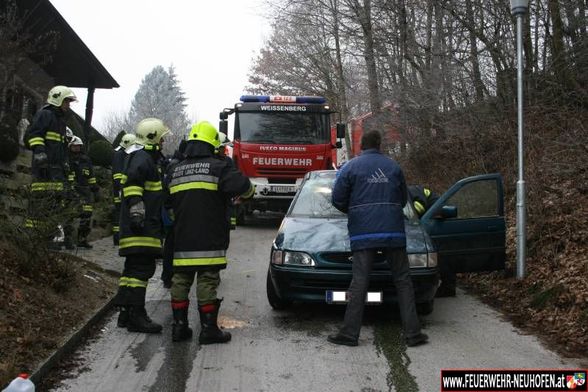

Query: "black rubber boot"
(172, 308), (192, 342)
(198, 300), (231, 345)
(117, 307), (129, 328)
(127, 306), (162, 333)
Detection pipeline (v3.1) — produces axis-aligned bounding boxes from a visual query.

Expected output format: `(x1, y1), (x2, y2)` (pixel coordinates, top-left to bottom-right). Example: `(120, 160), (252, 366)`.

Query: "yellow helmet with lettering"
(135, 118), (170, 146)
(188, 121), (220, 148)
(47, 85), (77, 107)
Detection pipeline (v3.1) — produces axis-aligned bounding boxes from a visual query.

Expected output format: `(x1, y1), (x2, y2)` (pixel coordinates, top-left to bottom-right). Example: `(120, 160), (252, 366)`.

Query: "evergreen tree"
(128, 65), (191, 154)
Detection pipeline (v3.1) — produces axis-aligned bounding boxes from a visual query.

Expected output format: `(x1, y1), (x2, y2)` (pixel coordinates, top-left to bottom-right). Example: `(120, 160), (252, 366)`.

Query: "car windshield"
(237, 112), (330, 145)
(289, 172), (417, 221)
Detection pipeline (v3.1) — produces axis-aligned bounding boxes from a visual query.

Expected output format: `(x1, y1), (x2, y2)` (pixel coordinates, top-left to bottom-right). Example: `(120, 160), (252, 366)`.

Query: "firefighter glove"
(33, 152), (48, 168)
(129, 201), (145, 232)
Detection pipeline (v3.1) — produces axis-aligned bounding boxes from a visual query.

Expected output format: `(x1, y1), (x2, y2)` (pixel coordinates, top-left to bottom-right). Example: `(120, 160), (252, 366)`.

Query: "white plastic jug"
(2, 374), (35, 392)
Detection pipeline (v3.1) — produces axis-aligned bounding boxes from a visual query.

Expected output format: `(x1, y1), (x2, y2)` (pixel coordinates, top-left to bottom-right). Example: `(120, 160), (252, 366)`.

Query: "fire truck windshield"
(237, 112), (330, 145)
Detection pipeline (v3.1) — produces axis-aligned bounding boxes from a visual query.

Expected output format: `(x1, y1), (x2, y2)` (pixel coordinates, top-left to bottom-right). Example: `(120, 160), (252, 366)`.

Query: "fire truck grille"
(256, 167), (308, 177)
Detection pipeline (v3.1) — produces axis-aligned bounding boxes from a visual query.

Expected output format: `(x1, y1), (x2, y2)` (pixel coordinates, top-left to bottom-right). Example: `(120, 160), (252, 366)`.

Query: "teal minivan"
(266, 171), (506, 315)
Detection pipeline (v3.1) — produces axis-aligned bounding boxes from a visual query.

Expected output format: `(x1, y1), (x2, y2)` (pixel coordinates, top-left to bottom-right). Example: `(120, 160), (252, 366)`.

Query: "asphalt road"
(51, 214), (583, 392)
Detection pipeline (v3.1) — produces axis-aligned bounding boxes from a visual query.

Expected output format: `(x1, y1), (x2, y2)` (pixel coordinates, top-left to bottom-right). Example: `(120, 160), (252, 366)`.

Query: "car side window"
(444, 179), (499, 219)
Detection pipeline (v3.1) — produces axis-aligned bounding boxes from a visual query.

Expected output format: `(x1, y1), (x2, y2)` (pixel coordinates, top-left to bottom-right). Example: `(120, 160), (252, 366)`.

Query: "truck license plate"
(271, 185), (294, 193)
(325, 291), (382, 304)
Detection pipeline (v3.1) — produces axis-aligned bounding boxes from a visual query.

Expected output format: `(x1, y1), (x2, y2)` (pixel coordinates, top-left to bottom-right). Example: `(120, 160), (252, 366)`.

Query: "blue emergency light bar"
(240, 95), (326, 104)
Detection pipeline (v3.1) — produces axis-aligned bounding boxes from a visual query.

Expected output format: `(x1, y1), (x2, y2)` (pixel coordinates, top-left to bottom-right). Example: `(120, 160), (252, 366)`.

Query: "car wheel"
(266, 270), (291, 310)
(416, 300), (434, 315)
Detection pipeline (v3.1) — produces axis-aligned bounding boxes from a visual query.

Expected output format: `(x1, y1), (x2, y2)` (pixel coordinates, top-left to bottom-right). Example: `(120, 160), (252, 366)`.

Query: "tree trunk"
(548, 0), (568, 87)
(329, 0), (352, 158)
(465, 0), (484, 102)
(348, 0), (382, 114)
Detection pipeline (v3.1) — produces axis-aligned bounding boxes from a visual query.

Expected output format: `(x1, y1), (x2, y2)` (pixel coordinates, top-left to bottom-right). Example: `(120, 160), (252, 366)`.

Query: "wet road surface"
(51, 213), (583, 392)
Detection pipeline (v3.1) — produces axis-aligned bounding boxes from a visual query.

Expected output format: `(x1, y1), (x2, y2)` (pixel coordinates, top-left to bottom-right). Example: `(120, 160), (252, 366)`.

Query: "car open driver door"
(420, 173), (506, 274)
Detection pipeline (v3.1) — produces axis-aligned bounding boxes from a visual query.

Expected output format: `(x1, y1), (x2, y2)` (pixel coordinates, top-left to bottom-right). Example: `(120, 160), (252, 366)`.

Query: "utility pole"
(511, 0), (529, 279)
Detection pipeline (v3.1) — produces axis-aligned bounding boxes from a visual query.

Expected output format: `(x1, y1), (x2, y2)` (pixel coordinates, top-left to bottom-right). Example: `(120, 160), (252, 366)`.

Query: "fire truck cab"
(219, 95), (345, 223)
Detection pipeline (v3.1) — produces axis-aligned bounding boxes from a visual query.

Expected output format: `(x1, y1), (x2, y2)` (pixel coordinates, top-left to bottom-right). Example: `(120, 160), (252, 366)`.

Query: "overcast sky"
(49, 0), (271, 134)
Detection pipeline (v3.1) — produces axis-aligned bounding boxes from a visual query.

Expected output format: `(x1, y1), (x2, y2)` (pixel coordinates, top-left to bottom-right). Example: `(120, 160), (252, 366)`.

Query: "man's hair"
(361, 130), (381, 150)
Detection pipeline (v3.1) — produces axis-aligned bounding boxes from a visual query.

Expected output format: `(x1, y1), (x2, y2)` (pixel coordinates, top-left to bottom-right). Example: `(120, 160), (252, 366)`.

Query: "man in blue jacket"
(329, 130), (428, 347)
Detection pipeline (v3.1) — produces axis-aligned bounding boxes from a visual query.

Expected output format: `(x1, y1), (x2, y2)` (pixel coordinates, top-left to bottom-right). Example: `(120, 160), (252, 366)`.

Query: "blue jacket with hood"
(332, 149), (407, 251)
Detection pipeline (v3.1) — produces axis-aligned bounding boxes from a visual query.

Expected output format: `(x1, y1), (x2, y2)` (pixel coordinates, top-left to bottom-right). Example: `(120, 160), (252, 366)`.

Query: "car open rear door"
(420, 174), (506, 273)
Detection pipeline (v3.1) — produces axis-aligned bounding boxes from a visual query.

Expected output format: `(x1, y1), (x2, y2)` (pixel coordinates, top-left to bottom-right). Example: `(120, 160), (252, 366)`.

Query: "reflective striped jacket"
(119, 146), (164, 256)
(26, 105), (68, 186)
(111, 148), (126, 204)
(165, 142), (253, 272)
(68, 153), (97, 204)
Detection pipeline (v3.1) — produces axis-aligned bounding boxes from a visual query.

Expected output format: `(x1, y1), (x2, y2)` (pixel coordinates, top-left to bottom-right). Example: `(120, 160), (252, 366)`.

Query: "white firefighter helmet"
(120, 133), (137, 149)
(218, 132), (232, 147)
(68, 136), (83, 148)
(47, 85), (77, 107)
(65, 127), (74, 143)
(135, 118), (170, 146)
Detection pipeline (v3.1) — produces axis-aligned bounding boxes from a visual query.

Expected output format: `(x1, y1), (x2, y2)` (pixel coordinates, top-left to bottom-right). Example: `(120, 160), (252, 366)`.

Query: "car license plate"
(325, 291), (383, 304)
(270, 185), (295, 193)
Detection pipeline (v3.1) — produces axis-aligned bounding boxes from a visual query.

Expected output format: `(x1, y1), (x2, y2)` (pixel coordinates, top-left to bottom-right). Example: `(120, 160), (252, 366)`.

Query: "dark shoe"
(117, 307), (129, 328)
(77, 240), (93, 249)
(406, 333), (429, 347)
(172, 308), (193, 342)
(327, 333), (358, 347)
(127, 306), (162, 334)
(198, 300), (231, 344)
(435, 285), (456, 298)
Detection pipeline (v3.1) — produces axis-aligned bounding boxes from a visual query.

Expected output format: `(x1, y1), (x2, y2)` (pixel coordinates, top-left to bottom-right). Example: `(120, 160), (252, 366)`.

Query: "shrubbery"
(88, 139), (113, 168)
(0, 114), (20, 163)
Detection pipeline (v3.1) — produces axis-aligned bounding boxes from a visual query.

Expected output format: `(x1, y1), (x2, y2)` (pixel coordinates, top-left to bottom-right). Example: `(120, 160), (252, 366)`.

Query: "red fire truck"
(219, 95), (345, 223)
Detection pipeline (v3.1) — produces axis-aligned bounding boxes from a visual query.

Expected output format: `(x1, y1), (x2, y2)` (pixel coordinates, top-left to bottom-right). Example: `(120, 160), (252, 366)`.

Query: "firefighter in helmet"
(216, 132), (237, 230)
(111, 133), (136, 246)
(115, 118), (169, 334)
(25, 86), (77, 247)
(166, 121), (254, 343)
(408, 185), (455, 296)
(65, 136), (100, 249)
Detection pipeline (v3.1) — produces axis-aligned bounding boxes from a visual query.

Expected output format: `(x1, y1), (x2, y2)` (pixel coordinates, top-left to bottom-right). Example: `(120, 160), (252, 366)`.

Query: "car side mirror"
(335, 141), (342, 149)
(336, 123), (346, 139)
(434, 205), (457, 219)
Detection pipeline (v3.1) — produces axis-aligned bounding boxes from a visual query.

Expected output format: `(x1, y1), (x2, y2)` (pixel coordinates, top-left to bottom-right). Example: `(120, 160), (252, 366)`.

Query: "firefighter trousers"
(114, 255), (157, 307)
(112, 200), (121, 237)
(170, 270), (220, 306)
